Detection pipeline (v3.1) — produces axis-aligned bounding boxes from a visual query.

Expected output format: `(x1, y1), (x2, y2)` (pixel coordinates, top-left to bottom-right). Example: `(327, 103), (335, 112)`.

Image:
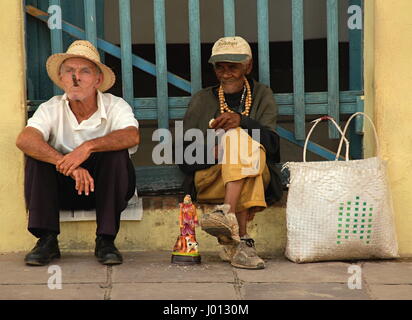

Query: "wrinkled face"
(214, 60), (252, 94)
(59, 57), (103, 101)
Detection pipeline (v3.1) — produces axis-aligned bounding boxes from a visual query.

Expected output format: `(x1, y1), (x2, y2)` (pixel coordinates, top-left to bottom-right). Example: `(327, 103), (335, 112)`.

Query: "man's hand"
(70, 167), (94, 196)
(56, 143), (91, 176)
(211, 112), (241, 131)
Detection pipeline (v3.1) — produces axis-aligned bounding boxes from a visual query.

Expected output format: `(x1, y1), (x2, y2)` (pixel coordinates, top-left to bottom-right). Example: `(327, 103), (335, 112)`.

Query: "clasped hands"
(56, 143), (94, 196)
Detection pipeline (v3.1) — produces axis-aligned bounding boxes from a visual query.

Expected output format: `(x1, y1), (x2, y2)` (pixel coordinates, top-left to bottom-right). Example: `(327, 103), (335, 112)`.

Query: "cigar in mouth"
(72, 74), (79, 87)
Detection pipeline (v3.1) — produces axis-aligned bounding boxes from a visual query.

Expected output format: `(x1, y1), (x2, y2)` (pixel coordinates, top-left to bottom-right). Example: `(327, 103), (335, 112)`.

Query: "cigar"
(72, 74), (79, 87)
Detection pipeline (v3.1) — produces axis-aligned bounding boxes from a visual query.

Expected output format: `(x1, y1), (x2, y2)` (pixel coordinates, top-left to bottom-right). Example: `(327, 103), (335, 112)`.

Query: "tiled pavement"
(0, 252), (411, 300)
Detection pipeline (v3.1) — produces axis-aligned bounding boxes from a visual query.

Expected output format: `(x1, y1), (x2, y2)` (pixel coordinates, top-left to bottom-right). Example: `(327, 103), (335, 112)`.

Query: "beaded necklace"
(218, 76), (252, 116)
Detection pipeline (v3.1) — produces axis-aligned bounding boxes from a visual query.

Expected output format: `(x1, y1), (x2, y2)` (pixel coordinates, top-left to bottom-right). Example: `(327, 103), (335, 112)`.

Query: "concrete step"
(56, 194), (287, 254)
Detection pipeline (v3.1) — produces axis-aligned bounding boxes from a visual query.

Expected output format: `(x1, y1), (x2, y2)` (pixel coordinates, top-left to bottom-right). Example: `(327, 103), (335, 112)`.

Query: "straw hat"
(46, 40), (115, 92)
(208, 36), (252, 65)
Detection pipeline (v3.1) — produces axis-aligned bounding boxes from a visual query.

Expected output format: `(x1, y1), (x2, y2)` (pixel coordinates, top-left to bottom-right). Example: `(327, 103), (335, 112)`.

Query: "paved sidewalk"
(0, 252), (411, 300)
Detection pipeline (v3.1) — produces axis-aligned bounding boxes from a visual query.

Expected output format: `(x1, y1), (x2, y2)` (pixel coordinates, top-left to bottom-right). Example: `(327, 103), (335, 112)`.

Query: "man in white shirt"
(16, 40), (140, 266)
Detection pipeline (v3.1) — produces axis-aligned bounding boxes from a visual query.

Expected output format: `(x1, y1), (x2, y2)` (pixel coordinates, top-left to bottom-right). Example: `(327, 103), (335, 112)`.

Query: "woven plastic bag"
(283, 113), (399, 263)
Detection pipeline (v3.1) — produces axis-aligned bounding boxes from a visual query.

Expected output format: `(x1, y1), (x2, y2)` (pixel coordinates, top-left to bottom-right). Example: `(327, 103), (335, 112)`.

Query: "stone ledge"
(141, 192), (288, 211)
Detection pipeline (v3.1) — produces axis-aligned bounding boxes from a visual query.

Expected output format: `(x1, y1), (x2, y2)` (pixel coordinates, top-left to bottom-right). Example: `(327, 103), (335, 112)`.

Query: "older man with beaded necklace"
(179, 36), (282, 270)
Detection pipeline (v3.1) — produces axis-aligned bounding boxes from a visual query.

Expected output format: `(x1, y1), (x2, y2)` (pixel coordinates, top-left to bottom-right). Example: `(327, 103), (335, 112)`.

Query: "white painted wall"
(104, 0), (350, 44)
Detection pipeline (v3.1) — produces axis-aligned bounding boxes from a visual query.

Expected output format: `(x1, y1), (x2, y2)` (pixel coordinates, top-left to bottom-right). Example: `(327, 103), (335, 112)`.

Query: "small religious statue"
(171, 194), (201, 265)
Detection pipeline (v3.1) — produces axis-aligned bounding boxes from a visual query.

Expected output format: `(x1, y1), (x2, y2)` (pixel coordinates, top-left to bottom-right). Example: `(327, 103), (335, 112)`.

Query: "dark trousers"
(24, 150), (136, 238)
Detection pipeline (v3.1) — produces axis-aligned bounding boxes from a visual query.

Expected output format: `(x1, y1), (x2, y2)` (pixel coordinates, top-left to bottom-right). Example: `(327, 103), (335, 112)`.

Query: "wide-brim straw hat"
(46, 40), (115, 92)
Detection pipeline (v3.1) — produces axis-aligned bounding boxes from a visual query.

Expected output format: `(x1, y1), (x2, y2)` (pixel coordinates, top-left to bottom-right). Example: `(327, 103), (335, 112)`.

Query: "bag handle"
(303, 116), (350, 162)
(336, 112), (380, 159)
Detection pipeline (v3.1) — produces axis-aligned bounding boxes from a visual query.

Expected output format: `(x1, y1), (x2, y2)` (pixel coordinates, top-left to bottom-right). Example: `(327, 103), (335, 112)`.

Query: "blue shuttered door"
(25, 1), (364, 163)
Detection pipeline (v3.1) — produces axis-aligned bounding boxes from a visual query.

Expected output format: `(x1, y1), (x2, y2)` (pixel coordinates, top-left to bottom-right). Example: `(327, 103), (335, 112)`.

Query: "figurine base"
(171, 254), (201, 265)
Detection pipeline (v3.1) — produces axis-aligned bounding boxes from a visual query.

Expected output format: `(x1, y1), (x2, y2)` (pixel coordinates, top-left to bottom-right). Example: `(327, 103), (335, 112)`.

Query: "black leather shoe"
(95, 236), (123, 265)
(24, 233), (60, 266)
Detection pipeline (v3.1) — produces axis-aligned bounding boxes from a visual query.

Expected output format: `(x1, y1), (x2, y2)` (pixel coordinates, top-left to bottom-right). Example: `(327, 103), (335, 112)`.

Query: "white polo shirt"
(27, 91), (139, 155)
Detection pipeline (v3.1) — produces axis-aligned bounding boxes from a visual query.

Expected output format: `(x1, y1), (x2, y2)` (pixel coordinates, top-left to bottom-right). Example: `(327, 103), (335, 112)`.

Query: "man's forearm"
(16, 127), (63, 165)
(22, 142), (63, 165)
(83, 126), (140, 153)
